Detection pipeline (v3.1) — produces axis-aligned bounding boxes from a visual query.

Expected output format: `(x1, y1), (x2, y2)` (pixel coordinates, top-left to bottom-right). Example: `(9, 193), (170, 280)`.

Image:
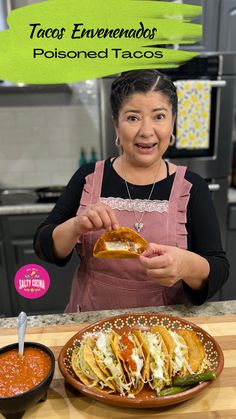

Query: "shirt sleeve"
(183, 173), (229, 304)
(33, 163), (95, 266)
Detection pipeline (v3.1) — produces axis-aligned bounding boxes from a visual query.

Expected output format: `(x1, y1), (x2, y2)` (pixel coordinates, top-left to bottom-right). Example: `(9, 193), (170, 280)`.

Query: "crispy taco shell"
(151, 325), (191, 377)
(91, 332), (128, 393)
(109, 331), (129, 384)
(176, 329), (205, 372)
(93, 227), (148, 258)
(173, 333), (189, 377)
(137, 330), (170, 391)
(111, 331), (146, 395)
(151, 325), (175, 378)
(83, 336), (116, 392)
(71, 340), (115, 393)
(71, 347), (94, 387)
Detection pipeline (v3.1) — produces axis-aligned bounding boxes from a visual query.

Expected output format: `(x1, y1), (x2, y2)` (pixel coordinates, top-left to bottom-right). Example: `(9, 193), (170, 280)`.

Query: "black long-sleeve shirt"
(34, 158), (229, 305)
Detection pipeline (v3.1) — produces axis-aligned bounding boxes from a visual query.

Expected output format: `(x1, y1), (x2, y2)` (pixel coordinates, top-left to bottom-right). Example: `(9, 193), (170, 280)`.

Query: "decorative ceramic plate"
(58, 312), (224, 408)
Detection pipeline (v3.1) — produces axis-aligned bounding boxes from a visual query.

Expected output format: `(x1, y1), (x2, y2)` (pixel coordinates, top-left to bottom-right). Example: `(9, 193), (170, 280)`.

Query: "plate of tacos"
(58, 313), (224, 408)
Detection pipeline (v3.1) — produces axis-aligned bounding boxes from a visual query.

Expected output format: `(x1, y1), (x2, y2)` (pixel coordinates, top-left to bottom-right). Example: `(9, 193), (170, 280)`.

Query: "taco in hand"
(93, 227), (148, 258)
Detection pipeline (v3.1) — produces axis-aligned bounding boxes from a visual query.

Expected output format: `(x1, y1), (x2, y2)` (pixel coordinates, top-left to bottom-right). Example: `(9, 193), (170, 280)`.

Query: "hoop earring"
(115, 136), (120, 148)
(170, 133), (176, 146)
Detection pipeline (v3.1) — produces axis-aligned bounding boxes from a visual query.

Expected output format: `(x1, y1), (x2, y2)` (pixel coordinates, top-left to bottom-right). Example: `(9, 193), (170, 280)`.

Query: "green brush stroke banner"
(0, 0), (202, 84)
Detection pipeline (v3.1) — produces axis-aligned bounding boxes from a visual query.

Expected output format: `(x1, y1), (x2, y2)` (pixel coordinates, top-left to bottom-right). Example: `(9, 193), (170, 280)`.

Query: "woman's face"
(115, 91), (175, 167)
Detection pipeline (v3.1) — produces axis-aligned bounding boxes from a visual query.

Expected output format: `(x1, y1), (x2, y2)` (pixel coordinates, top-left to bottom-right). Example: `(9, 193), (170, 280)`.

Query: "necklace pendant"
(134, 222), (144, 233)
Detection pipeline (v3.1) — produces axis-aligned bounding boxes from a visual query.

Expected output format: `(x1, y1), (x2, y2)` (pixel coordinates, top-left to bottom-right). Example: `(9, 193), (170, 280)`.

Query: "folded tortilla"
(93, 227), (148, 258)
(151, 325), (191, 377)
(71, 338), (115, 393)
(138, 330), (171, 392)
(176, 329), (205, 373)
(151, 325), (175, 378)
(71, 347), (94, 387)
(111, 331), (146, 395)
(94, 331), (130, 395)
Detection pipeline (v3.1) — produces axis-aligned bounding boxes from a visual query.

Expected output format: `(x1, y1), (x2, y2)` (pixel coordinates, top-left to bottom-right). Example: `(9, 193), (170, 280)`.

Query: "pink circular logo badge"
(14, 264), (50, 299)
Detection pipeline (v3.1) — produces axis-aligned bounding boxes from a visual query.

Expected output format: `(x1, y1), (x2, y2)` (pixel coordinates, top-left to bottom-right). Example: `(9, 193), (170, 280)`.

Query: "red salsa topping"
(119, 333), (137, 372)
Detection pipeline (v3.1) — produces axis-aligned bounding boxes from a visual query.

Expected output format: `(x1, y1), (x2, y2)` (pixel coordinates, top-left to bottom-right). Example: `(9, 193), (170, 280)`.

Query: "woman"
(34, 69), (229, 312)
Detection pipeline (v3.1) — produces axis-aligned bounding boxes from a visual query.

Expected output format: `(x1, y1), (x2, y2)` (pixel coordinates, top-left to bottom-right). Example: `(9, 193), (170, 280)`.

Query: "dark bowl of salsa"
(0, 341), (55, 417)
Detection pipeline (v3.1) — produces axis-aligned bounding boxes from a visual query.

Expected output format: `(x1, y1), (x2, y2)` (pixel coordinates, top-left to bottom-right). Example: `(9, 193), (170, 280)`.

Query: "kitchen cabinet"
(180, 0), (220, 52)
(0, 219), (13, 317)
(221, 204), (236, 300)
(0, 240), (13, 317)
(218, 0), (236, 52)
(0, 213), (78, 317)
(177, 0), (236, 53)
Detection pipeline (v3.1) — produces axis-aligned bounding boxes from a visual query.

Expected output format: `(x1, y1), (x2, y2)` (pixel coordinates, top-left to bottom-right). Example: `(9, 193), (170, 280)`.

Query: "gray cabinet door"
(9, 239), (78, 316)
(181, 0), (220, 51)
(0, 242), (13, 317)
(221, 205), (236, 300)
(168, 0), (236, 52)
(221, 230), (236, 300)
(1, 214), (78, 316)
(164, 0), (219, 52)
(218, 0), (236, 52)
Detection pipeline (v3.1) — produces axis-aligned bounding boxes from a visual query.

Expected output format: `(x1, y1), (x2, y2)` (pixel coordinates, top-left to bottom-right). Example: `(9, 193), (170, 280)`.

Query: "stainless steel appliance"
(98, 52), (236, 246)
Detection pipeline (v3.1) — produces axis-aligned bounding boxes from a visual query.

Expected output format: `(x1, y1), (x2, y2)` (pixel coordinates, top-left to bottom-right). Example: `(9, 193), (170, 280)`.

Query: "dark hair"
(110, 69), (177, 122)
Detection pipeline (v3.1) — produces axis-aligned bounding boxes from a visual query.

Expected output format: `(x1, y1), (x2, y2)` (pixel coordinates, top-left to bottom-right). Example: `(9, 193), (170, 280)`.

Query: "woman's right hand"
(52, 202), (119, 259)
(73, 202), (120, 236)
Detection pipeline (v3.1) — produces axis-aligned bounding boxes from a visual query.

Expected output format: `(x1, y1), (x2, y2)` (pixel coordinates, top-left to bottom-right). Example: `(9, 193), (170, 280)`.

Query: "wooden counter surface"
(1, 314), (236, 418)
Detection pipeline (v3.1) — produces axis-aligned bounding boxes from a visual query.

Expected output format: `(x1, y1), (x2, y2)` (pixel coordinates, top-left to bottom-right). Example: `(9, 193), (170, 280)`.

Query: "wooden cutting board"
(1, 314), (236, 418)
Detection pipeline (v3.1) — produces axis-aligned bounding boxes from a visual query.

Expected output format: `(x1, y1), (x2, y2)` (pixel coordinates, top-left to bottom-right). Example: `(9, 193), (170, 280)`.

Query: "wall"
(0, 82), (100, 188)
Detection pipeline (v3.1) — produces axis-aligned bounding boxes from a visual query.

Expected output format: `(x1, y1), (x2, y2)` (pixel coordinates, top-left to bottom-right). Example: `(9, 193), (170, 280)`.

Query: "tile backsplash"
(0, 82), (100, 188)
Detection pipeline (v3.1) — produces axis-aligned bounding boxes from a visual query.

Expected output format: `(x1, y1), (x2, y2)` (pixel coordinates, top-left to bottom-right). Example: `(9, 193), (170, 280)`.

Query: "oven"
(98, 52), (236, 246)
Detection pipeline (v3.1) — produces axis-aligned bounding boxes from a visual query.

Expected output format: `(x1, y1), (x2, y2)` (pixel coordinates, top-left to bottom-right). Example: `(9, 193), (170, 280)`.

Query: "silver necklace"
(122, 160), (160, 233)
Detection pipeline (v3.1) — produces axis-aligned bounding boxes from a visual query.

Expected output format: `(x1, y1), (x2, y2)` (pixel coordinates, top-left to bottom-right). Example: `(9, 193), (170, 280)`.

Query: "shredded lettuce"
(142, 331), (170, 393)
(94, 332), (132, 395)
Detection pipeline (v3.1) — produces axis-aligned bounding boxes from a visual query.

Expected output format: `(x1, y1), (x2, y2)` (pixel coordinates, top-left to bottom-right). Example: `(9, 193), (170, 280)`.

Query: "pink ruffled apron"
(65, 160), (192, 312)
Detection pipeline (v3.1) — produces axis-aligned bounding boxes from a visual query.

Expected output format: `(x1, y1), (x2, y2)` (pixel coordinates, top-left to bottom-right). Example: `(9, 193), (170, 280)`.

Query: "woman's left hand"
(139, 242), (210, 290)
(139, 243), (189, 287)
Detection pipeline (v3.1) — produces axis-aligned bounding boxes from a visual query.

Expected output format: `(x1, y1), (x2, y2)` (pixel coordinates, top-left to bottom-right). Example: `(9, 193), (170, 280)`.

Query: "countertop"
(0, 203), (54, 215)
(1, 300), (236, 328)
(1, 302), (236, 418)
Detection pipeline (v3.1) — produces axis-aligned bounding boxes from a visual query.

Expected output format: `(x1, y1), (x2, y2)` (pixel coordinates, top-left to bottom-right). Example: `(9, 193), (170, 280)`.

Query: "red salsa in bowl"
(0, 347), (51, 397)
(0, 342), (55, 417)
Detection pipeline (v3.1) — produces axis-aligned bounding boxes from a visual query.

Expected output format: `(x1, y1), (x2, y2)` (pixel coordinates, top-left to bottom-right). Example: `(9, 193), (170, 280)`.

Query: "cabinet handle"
(208, 183), (221, 191)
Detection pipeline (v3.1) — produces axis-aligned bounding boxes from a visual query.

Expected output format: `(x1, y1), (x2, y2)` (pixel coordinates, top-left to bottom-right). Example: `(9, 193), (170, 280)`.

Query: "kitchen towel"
(175, 80), (211, 149)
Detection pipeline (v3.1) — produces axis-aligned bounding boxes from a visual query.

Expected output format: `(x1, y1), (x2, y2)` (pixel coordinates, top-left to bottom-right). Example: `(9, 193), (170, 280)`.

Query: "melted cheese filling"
(106, 240), (140, 253)
(105, 241), (140, 252)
